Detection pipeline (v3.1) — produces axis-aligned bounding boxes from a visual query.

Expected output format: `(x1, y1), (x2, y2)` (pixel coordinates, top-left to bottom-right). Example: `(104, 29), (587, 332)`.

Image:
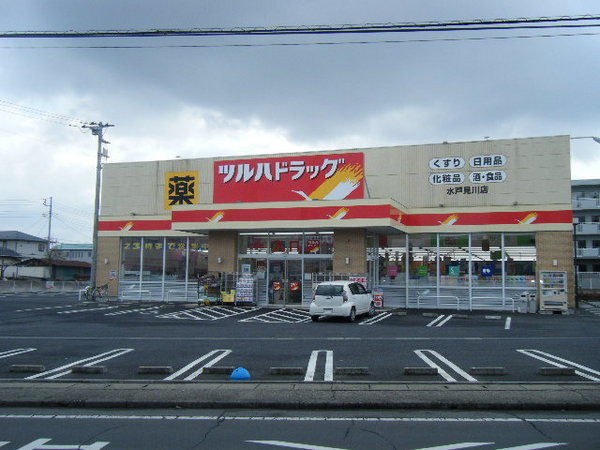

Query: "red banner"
(214, 153), (364, 203)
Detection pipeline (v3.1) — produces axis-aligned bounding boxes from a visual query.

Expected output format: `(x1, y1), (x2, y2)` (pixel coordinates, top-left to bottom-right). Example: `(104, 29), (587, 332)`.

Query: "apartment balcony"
(576, 248), (600, 258)
(573, 197), (600, 210)
(575, 222), (600, 235)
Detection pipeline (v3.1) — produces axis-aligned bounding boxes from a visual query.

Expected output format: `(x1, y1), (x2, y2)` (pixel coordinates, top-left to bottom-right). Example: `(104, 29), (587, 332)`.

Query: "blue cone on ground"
(230, 367), (251, 380)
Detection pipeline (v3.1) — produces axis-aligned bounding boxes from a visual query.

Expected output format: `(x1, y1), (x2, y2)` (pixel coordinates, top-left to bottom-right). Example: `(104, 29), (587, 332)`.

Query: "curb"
(1, 381), (599, 410)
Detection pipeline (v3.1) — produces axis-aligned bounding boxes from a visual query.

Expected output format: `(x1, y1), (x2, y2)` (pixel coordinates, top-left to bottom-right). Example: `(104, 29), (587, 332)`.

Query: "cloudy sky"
(0, 1), (599, 245)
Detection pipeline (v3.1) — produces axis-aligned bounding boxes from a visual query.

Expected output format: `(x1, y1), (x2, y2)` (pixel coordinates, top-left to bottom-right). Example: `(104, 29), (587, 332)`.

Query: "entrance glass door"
(268, 259), (302, 305)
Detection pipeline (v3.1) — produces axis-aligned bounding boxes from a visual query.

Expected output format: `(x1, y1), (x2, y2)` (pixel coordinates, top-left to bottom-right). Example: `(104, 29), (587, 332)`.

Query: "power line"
(1, 15), (599, 39)
(0, 99), (92, 127)
(1, 30), (597, 49)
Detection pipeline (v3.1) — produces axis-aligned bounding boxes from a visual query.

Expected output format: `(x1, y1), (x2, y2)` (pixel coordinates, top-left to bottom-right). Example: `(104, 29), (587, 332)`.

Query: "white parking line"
(505, 317), (512, 330)
(414, 349), (478, 383)
(305, 350), (333, 382)
(426, 315), (453, 327)
(239, 308), (311, 323)
(517, 349), (600, 382)
(359, 312), (392, 325)
(0, 348), (36, 359)
(164, 349), (232, 381)
(25, 348), (134, 380)
(57, 305), (121, 314)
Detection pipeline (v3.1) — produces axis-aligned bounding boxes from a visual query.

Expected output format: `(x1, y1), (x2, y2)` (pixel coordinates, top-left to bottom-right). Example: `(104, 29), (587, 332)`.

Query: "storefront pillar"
(333, 228), (367, 274)
(536, 231), (576, 308)
(208, 230), (238, 274)
(96, 236), (120, 296)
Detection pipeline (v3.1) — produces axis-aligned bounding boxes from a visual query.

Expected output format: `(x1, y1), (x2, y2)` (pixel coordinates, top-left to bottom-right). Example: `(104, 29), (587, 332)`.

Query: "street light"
(571, 136), (600, 144)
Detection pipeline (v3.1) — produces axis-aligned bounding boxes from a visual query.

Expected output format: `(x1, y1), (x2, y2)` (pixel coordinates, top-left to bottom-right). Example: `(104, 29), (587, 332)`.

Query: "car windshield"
(315, 284), (345, 296)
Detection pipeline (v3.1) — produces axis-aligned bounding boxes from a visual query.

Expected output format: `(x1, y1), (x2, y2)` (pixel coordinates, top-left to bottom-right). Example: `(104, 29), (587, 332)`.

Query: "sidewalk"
(1, 381), (599, 410)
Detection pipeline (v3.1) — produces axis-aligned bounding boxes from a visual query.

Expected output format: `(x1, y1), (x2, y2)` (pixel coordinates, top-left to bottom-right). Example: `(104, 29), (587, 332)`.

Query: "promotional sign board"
(214, 153), (364, 203)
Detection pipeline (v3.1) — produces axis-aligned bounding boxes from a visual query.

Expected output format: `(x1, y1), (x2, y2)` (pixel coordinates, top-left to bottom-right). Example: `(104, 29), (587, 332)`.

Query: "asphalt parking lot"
(1, 293), (599, 385)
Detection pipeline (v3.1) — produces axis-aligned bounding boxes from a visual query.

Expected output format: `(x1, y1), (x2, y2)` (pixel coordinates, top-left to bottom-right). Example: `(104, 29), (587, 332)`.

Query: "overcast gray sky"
(0, 1), (599, 244)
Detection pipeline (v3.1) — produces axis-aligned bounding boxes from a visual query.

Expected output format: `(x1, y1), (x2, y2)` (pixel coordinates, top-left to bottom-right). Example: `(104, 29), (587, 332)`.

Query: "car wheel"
(368, 302), (375, 317)
(348, 307), (356, 322)
(311, 315), (319, 322)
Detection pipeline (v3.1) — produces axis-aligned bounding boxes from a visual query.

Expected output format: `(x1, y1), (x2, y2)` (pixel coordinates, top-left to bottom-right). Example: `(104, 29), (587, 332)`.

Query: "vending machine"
(539, 271), (568, 312)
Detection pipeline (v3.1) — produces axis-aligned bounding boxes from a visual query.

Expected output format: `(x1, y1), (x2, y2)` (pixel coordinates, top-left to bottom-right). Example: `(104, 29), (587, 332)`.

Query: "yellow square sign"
(165, 171), (199, 210)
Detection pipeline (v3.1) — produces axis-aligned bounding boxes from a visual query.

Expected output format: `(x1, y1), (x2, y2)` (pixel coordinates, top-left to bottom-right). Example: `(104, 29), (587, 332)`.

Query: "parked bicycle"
(82, 283), (109, 302)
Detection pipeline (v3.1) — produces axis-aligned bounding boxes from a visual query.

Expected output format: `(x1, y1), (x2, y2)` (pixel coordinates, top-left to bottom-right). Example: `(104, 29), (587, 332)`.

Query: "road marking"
(240, 308), (311, 323)
(158, 306), (256, 321)
(25, 349), (134, 380)
(517, 349), (600, 382)
(505, 317), (512, 330)
(57, 305), (121, 314)
(0, 414), (599, 423)
(426, 315), (453, 327)
(105, 306), (160, 316)
(247, 441), (344, 449)
(15, 304), (79, 312)
(164, 349), (232, 381)
(0, 348), (36, 359)
(414, 349), (478, 382)
(413, 443), (493, 450)
(305, 350), (333, 382)
(359, 312), (392, 325)
(15, 438), (110, 450)
(495, 444), (566, 450)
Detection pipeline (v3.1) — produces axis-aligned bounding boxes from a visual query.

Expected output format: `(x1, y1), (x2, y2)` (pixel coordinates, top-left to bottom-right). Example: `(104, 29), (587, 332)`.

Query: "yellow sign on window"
(165, 171), (199, 210)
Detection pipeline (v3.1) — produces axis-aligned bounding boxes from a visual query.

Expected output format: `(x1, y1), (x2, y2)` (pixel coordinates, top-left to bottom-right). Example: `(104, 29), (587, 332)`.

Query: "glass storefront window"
(470, 233), (502, 287)
(143, 238), (164, 281)
(189, 236), (209, 279)
(439, 234), (470, 287)
(304, 233), (333, 255)
(240, 234), (269, 255)
(408, 234), (438, 287)
(504, 233), (536, 287)
(239, 232), (334, 255)
(120, 237), (141, 280)
(165, 238), (187, 281)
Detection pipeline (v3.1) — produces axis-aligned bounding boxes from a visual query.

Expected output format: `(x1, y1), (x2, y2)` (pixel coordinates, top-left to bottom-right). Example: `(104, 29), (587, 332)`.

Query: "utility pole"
(82, 122), (114, 297)
(43, 196), (53, 277)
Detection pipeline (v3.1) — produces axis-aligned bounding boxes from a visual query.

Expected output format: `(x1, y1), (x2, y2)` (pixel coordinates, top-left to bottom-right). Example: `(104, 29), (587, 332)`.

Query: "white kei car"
(309, 280), (375, 322)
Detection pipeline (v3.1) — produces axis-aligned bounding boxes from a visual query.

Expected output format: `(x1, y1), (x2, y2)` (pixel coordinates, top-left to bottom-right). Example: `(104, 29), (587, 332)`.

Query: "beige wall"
(96, 237), (120, 296)
(207, 230), (238, 274)
(333, 229), (367, 274)
(100, 136), (571, 218)
(536, 231), (575, 307)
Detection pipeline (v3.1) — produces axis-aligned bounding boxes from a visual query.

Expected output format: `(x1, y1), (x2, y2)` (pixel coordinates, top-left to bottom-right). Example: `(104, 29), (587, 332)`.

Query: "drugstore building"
(96, 135), (575, 311)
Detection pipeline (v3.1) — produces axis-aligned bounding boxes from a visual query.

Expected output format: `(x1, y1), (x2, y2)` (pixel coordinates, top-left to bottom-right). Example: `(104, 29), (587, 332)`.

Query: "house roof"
(53, 244), (93, 251)
(0, 246), (21, 258)
(0, 231), (46, 243)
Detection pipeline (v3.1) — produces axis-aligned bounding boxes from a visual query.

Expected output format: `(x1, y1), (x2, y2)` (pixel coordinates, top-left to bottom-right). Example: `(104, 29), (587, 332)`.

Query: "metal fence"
(0, 279), (87, 293)
(578, 272), (600, 292)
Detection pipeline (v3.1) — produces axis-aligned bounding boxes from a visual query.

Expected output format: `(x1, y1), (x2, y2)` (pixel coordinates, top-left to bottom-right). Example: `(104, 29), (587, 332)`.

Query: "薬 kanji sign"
(164, 171), (199, 210)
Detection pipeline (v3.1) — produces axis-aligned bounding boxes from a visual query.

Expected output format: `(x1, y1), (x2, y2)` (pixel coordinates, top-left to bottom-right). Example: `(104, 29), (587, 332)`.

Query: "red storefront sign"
(213, 153), (364, 203)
